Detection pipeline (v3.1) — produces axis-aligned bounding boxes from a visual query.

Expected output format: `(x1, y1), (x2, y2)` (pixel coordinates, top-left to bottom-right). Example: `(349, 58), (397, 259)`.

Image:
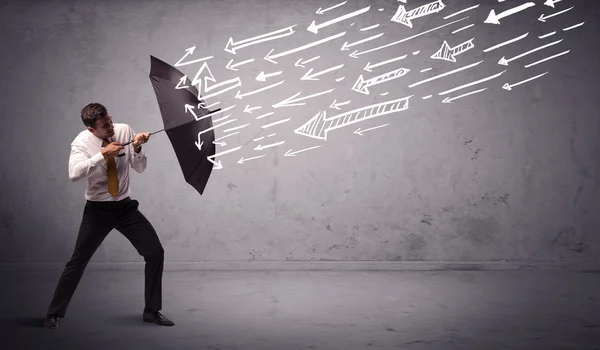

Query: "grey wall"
(0, 0), (598, 264)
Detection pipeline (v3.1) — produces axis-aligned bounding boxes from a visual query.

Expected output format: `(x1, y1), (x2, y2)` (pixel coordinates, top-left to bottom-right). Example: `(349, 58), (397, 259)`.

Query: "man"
(44, 103), (174, 329)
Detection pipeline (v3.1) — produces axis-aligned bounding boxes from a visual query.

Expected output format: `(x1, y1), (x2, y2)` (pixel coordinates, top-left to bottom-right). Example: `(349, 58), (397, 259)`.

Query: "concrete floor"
(1, 268), (599, 350)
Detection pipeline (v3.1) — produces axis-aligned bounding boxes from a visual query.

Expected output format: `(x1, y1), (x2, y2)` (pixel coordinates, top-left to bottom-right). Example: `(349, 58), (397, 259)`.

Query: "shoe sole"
(143, 318), (174, 326)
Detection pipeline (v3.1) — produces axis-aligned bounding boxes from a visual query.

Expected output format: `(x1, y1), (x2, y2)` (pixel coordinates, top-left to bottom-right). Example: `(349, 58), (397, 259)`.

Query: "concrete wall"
(1, 0), (598, 264)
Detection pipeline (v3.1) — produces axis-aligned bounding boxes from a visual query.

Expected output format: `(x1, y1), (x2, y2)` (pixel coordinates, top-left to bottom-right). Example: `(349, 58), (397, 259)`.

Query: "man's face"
(88, 115), (114, 139)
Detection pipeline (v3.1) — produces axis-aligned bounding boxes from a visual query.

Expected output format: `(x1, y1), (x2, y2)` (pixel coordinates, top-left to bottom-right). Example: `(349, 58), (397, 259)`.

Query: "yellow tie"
(102, 139), (119, 197)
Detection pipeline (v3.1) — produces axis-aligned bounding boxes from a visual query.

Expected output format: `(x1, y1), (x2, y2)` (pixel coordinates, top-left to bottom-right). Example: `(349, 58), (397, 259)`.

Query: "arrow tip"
(307, 21), (318, 34)
(484, 10), (500, 24)
(442, 97), (451, 104)
(502, 83), (512, 91)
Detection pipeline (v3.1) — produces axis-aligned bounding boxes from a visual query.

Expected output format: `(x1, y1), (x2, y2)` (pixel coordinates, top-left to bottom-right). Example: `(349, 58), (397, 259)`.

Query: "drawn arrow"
(340, 33), (384, 50)
(308, 6), (370, 34)
(174, 46), (213, 67)
(226, 58), (254, 71)
(441, 88), (487, 103)
(364, 55), (407, 72)
(301, 64), (344, 81)
(330, 99), (351, 110)
(190, 62), (241, 100)
(295, 56), (320, 68)
(354, 123), (389, 136)
(235, 80), (285, 99)
(244, 105), (261, 113)
(225, 25), (296, 54)
(237, 154), (267, 164)
(284, 145), (322, 156)
(352, 67), (410, 95)
(484, 2), (536, 25)
(538, 6), (574, 22)
(391, 0), (446, 28)
(256, 70), (282, 81)
(503, 72), (549, 91)
(207, 146), (242, 170)
(175, 75), (189, 89)
(544, 0), (562, 8)
(498, 39), (562, 65)
(264, 31), (346, 64)
(431, 38), (474, 62)
(272, 88), (335, 108)
(254, 140), (285, 151)
(295, 95), (412, 140)
(316, 1), (347, 15)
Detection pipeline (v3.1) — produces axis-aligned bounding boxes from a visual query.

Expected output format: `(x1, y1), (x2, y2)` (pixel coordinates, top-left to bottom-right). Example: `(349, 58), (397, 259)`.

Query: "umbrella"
(123, 55), (220, 195)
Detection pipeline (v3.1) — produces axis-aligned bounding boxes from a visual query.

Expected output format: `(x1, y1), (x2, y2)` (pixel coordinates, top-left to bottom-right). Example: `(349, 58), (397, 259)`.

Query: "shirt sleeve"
(68, 140), (105, 182)
(128, 125), (147, 173)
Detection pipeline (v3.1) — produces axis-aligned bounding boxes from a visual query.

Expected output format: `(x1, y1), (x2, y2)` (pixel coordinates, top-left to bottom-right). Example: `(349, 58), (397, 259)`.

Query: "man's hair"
(81, 103), (108, 129)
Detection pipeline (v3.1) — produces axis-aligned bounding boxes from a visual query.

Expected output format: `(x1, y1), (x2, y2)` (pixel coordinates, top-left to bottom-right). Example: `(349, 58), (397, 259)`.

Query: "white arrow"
(207, 146), (243, 170)
(391, 0), (446, 28)
(244, 105), (261, 113)
(484, 2), (536, 25)
(430, 38), (475, 62)
(498, 39), (562, 65)
(340, 33), (384, 50)
(294, 56), (320, 68)
(544, 0), (562, 8)
(235, 80), (285, 99)
(195, 138), (203, 150)
(503, 72), (549, 91)
(316, 1), (347, 15)
(190, 62), (242, 100)
(442, 88), (487, 103)
(354, 123), (389, 136)
(284, 145), (322, 156)
(483, 32), (528, 52)
(185, 104), (199, 120)
(226, 58), (254, 71)
(256, 70), (282, 81)
(175, 75), (189, 89)
(308, 6), (370, 34)
(352, 67), (410, 95)
(225, 25), (296, 54)
(264, 31), (346, 64)
(538, 6), (574, 22)
(237, 154), (267, 164)
(364, 55), (407, 72)
(272, 88), (335, 108)
(301, 64), (344, 81)
(330, 99), (351, 110)
(174, 46), (213, 67)
(254, 140), (285, 151)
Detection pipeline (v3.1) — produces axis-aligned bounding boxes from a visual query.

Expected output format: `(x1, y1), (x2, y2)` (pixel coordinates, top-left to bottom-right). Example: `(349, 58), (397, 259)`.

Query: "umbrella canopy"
(148, 55), (217, 195)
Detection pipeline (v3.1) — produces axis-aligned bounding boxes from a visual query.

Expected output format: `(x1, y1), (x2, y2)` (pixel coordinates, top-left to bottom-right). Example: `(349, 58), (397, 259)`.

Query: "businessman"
(44, 103), (174, 329)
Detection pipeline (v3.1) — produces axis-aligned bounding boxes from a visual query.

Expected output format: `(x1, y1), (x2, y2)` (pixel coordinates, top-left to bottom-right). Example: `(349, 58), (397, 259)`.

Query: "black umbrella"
(123, 55), (220, 195)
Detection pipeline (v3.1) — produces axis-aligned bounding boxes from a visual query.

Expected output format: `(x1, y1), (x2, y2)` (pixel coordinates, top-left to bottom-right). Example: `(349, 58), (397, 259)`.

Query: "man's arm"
(129, 126), (147, 173)
(68, 142), (104, 182)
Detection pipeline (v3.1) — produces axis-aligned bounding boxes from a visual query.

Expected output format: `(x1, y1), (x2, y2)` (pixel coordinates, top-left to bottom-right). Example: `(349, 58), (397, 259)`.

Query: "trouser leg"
(115, 199), (164, 312)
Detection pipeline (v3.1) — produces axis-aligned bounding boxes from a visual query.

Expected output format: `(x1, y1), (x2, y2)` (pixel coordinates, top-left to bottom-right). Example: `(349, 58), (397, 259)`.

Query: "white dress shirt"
(68, 122), (147, 201)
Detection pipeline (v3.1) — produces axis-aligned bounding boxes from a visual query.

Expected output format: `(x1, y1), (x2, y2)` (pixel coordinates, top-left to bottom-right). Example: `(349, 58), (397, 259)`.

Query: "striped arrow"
(391, 0), (446, 28)
(352, 67), (410, 95)
(431, 38), (474, 62)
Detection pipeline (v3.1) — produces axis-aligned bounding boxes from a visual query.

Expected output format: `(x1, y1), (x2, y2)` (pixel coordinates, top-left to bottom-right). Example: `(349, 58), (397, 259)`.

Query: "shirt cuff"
(133, 147), (145, 159)
(91, 152), (105, 165)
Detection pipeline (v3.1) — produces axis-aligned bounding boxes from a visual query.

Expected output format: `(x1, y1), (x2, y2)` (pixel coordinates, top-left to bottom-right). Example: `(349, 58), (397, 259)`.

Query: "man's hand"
(101, 142), (124, 158)
(133, 132), (151, 147)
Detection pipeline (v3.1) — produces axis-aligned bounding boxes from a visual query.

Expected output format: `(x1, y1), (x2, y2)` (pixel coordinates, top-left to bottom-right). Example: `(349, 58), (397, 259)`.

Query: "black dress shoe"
(44, 315), (59, 329)
(143, 311), (174, 326)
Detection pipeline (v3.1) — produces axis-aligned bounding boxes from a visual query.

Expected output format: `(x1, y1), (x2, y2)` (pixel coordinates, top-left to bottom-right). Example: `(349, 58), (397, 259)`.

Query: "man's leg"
(114, 199), (173, 326)
(45, 203), (115, 327)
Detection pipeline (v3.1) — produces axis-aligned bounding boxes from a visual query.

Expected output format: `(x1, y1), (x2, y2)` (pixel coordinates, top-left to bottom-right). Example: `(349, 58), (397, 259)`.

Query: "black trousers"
(47, 197), (164, 318)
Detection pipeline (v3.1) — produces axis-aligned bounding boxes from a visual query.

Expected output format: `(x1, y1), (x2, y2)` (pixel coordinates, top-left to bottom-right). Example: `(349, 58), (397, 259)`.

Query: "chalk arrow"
(502, 71), (549, 91)
(431, 38), (474, 62)
(340, 33), (384, 50)
(538, 6), (574, 22)
(391, 0), (446, 28)
(484, 2), (536, 24)
(330, 99), (351, 110)
(272, 88), (335, 108)
(364, 55), (407, 72)
(308, 6), (370, 34)
(174, 46), (213, 67)
(235, 80), (285, 99)
(256, 70), (282, 81)
(254, 140), (285, 151)
(295, 95), (412, 141)
(301, 64), (344, 81)
(352, 67), (410, 95)
(225, 25), (296, 54)
(190, 62), (241, 100)
(264, 31), (346, 64)
(284, 145), (322, 156)
(207, 146), (242, 170)
(316, 1), (347, 15)
(544, 0), (562, 8)
(441, 88), (487, 103)
(195, 138), (203, 150)
(354, 123), (389, 136)
(226, 58), (254, 71)
(244, 105), (261, 113)
(497, 39), (562, 66)
(175, 75), (189, 89)
(237, 154), (267, 164)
